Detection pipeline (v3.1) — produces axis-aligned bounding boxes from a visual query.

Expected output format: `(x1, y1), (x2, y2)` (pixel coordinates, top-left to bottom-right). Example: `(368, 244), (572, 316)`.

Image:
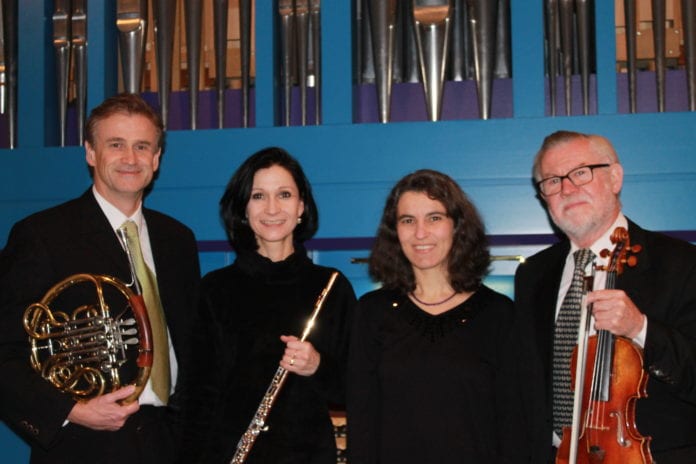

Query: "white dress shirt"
(93, 187), (178, 406)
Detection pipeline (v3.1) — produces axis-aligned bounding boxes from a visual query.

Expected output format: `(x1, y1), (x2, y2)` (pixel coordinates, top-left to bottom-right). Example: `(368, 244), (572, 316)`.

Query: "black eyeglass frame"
(536, 163), (611, 196)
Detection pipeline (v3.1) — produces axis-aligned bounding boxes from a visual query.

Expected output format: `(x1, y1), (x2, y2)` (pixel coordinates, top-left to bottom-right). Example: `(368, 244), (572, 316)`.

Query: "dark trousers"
(30, 406), (177, 464)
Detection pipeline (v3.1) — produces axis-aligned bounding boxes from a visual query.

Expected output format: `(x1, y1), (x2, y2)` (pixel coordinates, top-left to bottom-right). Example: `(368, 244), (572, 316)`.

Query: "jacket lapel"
(536, 242), (570, 380)
(74, 190), (131, 282)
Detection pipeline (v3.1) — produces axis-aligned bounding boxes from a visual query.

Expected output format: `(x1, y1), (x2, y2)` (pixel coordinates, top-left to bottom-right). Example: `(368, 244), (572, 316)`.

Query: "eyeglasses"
(536, 163), (611, 196)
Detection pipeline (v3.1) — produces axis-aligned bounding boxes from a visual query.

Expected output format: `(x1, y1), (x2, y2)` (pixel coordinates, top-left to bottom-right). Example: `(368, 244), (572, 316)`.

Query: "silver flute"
(230, 271), (339, 464)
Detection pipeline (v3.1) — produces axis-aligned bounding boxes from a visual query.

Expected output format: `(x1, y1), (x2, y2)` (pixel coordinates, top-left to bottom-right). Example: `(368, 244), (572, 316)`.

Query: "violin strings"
(593, 269), (617, 434)
(591, 339), (602, 436)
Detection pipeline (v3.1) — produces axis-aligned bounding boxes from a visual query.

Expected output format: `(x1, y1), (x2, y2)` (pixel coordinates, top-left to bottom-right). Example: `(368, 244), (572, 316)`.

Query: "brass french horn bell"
(23, 273), (153, 404)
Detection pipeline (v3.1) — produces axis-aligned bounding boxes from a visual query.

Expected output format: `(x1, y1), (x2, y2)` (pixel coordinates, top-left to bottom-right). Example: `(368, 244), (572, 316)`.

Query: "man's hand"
(66, 385), (140, 431)
(587, 289), (646, 339)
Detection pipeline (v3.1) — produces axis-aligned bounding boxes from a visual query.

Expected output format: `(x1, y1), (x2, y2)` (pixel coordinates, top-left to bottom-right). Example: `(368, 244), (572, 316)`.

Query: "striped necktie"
(120, 220), (171, 404)
(552, 248), (594, 437)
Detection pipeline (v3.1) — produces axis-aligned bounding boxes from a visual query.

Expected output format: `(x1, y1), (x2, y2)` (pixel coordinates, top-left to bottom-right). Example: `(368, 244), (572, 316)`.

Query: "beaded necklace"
(409, 291), (458, 306)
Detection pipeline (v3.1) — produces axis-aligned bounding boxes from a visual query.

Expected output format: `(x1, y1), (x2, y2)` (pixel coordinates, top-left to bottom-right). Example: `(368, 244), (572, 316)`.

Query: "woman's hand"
(280, 335), (321, 376)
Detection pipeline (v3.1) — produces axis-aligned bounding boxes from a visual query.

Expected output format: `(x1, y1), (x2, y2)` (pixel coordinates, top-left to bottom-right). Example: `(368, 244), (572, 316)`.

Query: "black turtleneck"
(182, 247), (356, 464)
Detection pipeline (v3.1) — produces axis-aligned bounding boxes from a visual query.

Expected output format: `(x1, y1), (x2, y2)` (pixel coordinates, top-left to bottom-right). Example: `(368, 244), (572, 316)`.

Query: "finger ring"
(290, 357), (295, 366)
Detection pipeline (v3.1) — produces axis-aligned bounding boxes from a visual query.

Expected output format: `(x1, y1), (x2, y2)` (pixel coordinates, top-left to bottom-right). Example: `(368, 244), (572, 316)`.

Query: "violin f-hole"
(609, 411), (632, 447)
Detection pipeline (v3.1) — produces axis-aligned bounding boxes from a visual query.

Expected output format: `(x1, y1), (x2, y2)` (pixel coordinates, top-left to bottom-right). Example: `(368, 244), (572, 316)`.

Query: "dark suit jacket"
(0, 190), (200, 463)
(513, 219), (696, 463)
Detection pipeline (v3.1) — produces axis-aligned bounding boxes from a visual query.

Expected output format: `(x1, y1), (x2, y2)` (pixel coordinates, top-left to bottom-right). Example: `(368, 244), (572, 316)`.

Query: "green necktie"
(120, 220), (171, 404)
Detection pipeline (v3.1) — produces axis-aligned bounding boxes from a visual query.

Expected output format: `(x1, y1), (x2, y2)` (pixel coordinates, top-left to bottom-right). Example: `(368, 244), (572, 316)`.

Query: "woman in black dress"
(347, 169), (524, 463)
(183, 147), (356, 463)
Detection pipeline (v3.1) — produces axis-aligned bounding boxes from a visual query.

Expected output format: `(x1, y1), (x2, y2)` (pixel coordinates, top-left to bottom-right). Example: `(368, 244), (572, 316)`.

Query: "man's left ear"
(610, 163), (624, 194)
(85, 141), (96, 166)
(153, 150), (162, 171)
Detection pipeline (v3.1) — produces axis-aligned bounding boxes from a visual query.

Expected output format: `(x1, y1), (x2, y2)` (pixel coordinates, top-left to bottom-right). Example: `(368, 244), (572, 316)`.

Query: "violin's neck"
(605, 269), (617, 291)
(591, 270), (617, 402)
(592, 330), (615, 402)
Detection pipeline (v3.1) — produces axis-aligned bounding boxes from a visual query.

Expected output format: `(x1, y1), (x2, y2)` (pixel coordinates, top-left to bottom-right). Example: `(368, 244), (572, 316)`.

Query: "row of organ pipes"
(357, 0), (512, 121)
(51, 0), (255, 144)
(116, 0), (254, 131)
(0, 1), (694, 148)
(359, 0), (696, 120)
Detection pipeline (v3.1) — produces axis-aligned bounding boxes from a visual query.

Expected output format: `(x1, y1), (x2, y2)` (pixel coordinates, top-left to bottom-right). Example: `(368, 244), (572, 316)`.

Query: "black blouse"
(181, 248), (356, 464)
(347, 285), (521, 464)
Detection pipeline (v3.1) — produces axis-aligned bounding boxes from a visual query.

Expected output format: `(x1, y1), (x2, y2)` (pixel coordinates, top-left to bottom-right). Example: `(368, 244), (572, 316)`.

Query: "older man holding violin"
(513, 130), (696, 464)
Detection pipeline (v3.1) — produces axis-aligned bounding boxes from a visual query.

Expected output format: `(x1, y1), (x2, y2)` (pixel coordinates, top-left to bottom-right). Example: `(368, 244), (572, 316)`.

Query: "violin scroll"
(597, 227), (642, 275)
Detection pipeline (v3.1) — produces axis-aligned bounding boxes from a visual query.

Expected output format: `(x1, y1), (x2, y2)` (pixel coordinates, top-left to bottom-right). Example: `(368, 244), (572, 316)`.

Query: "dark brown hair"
(85, 93), (164, 150)
(369, 169), (490, 292)
(220, 147), (319, 252)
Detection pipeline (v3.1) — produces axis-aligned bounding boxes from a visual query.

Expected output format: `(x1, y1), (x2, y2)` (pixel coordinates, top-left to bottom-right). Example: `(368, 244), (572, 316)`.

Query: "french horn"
(23, 273), (153, 404)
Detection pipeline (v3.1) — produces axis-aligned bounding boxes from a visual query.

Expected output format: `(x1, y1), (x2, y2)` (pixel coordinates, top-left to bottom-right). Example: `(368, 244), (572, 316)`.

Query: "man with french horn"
(0, 93), (200, 463)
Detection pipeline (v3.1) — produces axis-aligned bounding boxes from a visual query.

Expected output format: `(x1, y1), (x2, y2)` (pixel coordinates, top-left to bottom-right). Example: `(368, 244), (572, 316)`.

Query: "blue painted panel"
(199, 251), (235, 277)
(595, 0), (618, 114)
(0, 423), (29, 463)
(3, 112), (696, 246)
(87, 0), (119, 107)
(322, 2), (353, 125)
(18, 0), (51, 147)
(511, 0), (545, 117)
(253, 0), (276, 127)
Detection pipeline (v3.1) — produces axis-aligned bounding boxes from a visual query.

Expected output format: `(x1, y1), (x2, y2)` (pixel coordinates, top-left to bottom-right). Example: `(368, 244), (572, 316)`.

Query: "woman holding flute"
(181, 147), (356, 463)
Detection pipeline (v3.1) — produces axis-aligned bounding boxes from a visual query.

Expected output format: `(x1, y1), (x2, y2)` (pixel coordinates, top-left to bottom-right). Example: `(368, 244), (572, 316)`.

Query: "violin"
(556, 227), (653, 464)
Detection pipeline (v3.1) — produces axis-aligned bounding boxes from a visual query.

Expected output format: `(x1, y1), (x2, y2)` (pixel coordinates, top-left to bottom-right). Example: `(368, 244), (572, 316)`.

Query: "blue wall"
(1, 1), (695, 460)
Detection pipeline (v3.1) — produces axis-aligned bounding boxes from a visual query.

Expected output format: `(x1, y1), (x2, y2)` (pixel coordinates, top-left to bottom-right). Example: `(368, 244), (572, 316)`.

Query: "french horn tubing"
(23, 273), (153, 404)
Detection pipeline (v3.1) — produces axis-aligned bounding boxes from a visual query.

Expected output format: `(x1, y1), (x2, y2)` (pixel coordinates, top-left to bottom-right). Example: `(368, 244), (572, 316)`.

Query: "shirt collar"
(92, 186), (144, 233)
(569, 213), (628, 265)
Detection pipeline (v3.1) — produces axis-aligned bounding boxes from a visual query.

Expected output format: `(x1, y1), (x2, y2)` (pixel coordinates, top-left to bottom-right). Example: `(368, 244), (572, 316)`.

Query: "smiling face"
(85, 112), (161, 216)
(246, 164), (305, 260)
(538, 137), (623, 247)
(396, 191), (454, 276)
